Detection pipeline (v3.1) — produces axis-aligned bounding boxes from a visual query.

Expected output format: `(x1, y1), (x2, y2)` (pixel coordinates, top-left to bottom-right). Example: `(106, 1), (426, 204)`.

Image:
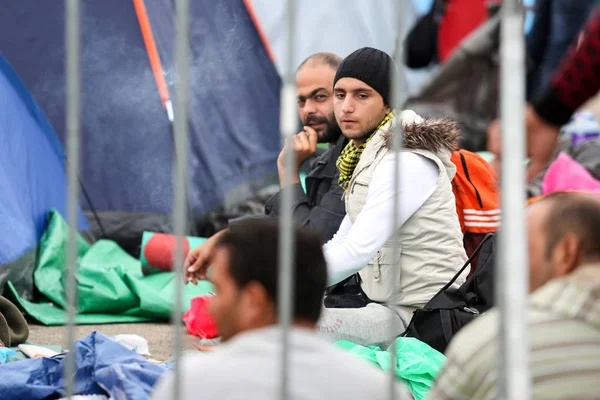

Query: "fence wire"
(170, 0), (190, 399)
(64, 0), (81, 398)
(60, 1), (533, 399)
(387, 1), (406, 399)
(498, 1), (531, 399)
(278, 0), (298, 399)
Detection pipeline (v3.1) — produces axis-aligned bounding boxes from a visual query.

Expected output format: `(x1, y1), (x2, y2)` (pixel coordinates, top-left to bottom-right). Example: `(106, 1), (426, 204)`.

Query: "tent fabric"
(0, 332), (166, 400)
(0, 55), (88, 296)
(0, 0), (281, 228)
(1, 248), (38, 301)
(7, 210), (212, 326)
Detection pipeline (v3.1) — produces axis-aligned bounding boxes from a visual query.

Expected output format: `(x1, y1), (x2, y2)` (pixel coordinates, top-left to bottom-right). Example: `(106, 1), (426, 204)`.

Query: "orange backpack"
(451, 149), (500, 274)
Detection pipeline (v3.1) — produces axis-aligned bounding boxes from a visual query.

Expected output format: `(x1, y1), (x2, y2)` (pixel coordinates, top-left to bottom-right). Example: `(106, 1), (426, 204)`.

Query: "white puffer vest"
(345, 117), (468, 310)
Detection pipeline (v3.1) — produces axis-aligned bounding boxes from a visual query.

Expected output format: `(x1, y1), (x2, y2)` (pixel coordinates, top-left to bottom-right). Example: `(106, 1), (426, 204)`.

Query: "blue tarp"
(0, 0), (281, 218)
(0, 332), (166, 400)
(0, 55), (88, 265)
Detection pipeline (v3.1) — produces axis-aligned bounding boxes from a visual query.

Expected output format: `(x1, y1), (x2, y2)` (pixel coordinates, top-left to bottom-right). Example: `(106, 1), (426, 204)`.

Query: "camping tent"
(0, 0), (281, 254)
(0, 55), (88, 298)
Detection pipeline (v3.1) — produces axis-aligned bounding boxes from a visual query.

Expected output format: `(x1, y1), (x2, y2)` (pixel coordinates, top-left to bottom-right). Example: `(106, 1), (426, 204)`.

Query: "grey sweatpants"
(316, 303), (413, 349)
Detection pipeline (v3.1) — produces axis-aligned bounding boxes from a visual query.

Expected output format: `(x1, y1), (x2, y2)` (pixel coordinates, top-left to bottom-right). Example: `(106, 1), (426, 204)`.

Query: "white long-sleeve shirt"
(324, 152), (438, 286)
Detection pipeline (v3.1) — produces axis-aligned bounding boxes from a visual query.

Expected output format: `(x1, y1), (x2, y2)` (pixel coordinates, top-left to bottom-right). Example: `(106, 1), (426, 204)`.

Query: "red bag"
(183, 296), (220, 339)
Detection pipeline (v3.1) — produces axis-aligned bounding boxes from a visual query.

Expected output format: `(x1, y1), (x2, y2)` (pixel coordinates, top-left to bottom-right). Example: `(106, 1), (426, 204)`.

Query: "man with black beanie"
(317, 47), (468, 348)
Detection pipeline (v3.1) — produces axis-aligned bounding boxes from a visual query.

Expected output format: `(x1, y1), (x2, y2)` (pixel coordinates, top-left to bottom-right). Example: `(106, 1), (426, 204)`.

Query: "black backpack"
(402, 233), (496, 354)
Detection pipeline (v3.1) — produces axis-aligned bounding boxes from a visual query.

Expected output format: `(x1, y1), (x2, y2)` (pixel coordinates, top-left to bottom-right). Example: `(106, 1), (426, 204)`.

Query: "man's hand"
(183, 229), (227, 284)
(293, 126), (319, 166)
(277, 126), (319, 186)
(487, 105), (560, 182)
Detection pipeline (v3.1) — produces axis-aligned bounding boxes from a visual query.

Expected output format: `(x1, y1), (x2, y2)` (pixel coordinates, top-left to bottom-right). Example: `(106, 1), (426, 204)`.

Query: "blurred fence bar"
(171, 0), (190, 399)
(387, 1), (407, 399)
(59, 0), (536, 398)
(64, 0), (81, 398)
(278, 0), (298, 399)
(498, 1), (531, 399)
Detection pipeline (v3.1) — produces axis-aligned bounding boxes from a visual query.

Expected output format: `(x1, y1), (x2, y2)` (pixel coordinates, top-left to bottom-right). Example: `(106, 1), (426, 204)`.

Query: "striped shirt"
(427, 265), (600, 400)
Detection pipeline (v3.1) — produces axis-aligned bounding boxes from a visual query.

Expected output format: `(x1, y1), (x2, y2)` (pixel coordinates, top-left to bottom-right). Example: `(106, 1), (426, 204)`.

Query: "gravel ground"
(27, 322), (200, 361)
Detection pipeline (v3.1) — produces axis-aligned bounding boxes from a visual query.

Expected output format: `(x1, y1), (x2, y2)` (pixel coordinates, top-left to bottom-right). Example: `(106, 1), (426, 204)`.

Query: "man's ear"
(242, 281), (276, 321)
(553, 233), (581, 277)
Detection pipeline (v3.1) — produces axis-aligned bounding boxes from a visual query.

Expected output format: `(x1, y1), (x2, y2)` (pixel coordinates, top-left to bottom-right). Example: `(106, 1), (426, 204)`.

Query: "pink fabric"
(542, 153), (600, 195)
(182, 296), (220, 339)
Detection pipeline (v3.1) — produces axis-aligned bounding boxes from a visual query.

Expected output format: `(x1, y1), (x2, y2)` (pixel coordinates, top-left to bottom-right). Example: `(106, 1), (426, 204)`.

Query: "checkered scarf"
(336, 112), (394, 191)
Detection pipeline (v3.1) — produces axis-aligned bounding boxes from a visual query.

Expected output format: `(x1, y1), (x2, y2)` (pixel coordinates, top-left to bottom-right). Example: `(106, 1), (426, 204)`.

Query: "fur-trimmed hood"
(382, 116), (461, 154)
(381, 114), (461, 180)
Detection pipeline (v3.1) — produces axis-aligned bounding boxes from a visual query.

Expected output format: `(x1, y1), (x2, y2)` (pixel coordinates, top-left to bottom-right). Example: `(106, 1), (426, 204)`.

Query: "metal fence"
(62, 0), (530, 398)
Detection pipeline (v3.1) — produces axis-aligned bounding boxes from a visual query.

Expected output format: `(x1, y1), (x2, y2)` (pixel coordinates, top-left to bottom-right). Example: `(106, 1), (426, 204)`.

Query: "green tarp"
(7, 210), (212, 326)
(336, 337), (446, 400)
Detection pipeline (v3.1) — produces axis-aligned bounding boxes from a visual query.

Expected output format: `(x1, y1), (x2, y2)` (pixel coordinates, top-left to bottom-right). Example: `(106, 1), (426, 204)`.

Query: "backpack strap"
(437, 232), (494, 294)
(399, 233), (494, 340)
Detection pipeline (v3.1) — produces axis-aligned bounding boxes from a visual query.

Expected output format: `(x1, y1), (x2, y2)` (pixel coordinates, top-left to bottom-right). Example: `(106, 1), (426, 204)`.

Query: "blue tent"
(0, 55), (88, 298)
(0, 0), (281, 253)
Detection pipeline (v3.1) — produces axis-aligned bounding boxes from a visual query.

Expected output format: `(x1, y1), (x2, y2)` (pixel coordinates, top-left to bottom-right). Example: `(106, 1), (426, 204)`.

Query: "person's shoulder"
(151, 353), (224, 400)
(382, 150), (434, 165)
(445, 308), (500, 366)
(432, 309), (500, 398)
(376, 151), (438, 180)
(177, 351), (223, 373)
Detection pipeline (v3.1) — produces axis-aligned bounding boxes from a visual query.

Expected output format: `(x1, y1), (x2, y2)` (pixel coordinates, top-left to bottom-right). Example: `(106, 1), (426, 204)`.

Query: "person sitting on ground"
(184, 53), (347, 285)
(201, 52), (347, 248)
(315, 47), (468, 347)
(184, 48), (468, 348)
(489, 7), (600, 181)
(265, 52), (348, 242)
(428, 192), (600, 400)
(152, 219), (410, 400)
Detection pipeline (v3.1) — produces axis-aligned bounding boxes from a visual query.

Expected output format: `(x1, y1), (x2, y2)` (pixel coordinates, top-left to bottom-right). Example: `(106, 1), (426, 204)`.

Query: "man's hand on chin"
(277, 126), (318, 187)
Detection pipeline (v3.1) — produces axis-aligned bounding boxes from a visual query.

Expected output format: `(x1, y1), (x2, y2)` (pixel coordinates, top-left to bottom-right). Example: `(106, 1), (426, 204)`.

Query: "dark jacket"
(533, 7), (600, 126)
(264, 135), (347, 242)
(526, 0), (598, 100)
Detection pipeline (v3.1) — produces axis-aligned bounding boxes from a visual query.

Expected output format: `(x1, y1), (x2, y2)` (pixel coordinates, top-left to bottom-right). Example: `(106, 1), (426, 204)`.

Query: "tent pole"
(133, 0), (173, 122)
(387, 1), (406, 399)
(278, 0), (297, 399)
(64, 0), (81, 398)
(497, 1), (530, 399)
(171, 0), (190, 398)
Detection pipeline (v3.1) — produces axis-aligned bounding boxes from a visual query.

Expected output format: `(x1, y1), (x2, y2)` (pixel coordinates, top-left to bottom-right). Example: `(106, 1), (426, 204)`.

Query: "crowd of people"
(153, 5), (600, 400)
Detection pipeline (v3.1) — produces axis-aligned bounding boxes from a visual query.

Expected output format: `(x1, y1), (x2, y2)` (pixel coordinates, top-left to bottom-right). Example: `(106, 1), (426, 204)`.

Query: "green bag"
(335, 337), (446, 400)
(7, 210), (213, 326)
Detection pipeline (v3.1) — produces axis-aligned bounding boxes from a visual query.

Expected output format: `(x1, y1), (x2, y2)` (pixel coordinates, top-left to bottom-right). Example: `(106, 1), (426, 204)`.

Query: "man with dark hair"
(429, 192), (600, 399)
(266, 52), (347, 241)
(185, 53), (347, 285)
(204, 219), (327, 342)
(153, 220), (409, 399)
(318, 47), (468, 347)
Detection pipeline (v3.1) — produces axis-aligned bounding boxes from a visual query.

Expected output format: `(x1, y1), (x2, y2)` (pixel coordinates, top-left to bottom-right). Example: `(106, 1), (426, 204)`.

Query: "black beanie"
(333, 47), (394, 106)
